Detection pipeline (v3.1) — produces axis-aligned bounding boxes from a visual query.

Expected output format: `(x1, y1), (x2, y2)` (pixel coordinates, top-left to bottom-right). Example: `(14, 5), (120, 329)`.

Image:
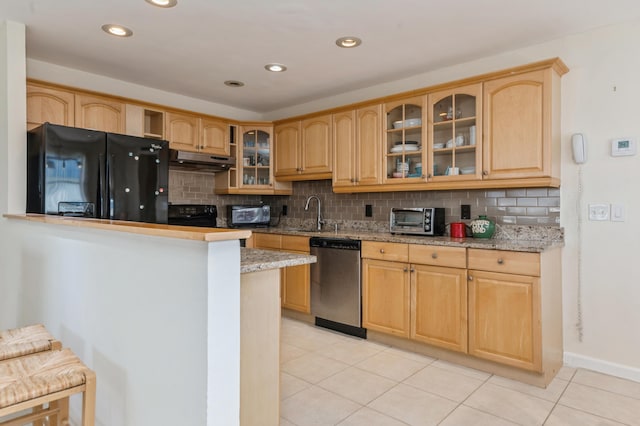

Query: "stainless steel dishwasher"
(310, 236), (366, 338)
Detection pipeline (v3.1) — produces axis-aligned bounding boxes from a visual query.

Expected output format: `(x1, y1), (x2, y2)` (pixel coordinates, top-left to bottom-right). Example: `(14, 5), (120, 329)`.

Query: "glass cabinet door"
(429, 84), (482, 180)
(242, 128), (271, 187)
(384, 96), (425, 182)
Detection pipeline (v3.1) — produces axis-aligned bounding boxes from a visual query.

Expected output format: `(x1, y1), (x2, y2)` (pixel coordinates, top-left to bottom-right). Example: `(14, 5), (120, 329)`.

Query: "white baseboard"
(564, 352), (640, 383)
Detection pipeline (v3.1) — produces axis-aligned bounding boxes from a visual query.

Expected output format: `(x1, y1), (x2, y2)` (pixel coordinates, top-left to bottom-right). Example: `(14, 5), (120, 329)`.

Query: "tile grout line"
(541, 376), (573, 425)
(435, 372), (495, 425)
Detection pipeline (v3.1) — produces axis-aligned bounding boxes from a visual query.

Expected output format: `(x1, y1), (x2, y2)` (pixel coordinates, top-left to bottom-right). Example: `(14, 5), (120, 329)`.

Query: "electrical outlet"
(365, 204), (373, 217)
(282, 205), (287, 216)
(588, 203), (609, 221)
(461, 204), (471, 220)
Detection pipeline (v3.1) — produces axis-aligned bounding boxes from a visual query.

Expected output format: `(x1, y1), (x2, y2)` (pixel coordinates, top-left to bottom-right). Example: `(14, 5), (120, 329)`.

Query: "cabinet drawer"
(281, 235), (310, 253)
(253, 233), (281, 250)
(467, 249), (540, 276)
(362, 241), (408, 262)
(409, 245), (466, 268)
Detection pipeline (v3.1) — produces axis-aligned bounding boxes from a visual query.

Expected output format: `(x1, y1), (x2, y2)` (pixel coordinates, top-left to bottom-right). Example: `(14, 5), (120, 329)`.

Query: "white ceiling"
(3, 0), (640, 113)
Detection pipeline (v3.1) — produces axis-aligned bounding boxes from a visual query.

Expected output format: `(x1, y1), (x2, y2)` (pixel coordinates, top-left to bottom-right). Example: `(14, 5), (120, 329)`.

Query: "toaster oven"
(390, 207), (445, 236)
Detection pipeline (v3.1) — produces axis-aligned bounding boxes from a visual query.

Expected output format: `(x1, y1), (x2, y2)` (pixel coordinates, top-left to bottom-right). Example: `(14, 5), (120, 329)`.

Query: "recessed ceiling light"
(145, 0), (178, 8)
(335, 36), (362, 48)
(224, 80), (245, 87)
(264, 63), (287, 72)
(101, 24), (133, 37)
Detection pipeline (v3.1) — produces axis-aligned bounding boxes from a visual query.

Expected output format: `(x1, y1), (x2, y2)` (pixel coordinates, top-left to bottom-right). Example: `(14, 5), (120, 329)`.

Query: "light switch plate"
(588, 203), (610, 221)
(611, 204), (625, 222)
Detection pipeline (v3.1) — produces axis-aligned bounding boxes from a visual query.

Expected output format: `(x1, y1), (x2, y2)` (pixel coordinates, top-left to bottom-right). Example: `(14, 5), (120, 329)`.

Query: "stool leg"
(58, 397), (70, 426)
(32, 405), (45, 426)
(81, 372), (97, 426)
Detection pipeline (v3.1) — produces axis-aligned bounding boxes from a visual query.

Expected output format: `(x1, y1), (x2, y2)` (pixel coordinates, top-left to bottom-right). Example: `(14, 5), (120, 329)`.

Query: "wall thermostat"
(611, 138), (637, 157)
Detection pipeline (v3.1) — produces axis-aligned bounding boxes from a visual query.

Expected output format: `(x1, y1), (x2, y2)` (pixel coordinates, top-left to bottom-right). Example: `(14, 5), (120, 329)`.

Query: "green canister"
(470, 215), (495, 238)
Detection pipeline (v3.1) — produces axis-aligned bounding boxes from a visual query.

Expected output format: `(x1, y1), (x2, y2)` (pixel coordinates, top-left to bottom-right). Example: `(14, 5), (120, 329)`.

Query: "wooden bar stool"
(0, 348), (96, 426)
(0, 324), (61, 362)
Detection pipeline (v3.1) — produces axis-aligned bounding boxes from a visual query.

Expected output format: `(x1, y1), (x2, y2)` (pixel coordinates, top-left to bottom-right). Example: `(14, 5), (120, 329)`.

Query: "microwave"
(227, 205), (271, 228)
(390, 207), (446, 236)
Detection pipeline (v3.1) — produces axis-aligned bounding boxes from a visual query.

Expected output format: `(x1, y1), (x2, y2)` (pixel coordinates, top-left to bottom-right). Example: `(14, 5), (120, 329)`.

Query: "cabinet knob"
(403, 267), (408, 272)
(379, 249), (385, 254)
(468, 275), (473, 281)
(431, 253), (438, 259)
(497, 258), (504, 265)
(482, 170), (489, 176)
(427, 173), (432, 178)
(410, 268), (415, 273)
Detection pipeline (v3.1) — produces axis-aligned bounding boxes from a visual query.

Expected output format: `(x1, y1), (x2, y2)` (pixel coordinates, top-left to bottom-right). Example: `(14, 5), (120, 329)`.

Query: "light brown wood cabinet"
(427, 84), (482, 181)
(75, 94), (125, 133)
(274, 114), (333, 180)
(201, 117), (231, 156)
(165, 111), (200, 151)
(383, 96), (425, 184)
(333, 105), (383, 189)
(362, 242), (562, 380)
(253, 233), (311, 313)
(362, 258), (411, 338)
(412, 264), (468, 352)
(27, 83), (75, 130)
(482, 66), (563, 181)
(467, 248), (545, 372)
(362, 241), (467, 347)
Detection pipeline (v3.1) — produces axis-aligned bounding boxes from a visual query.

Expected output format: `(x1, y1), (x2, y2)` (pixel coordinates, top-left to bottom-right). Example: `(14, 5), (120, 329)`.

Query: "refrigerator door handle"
(99, 152), (107, 219)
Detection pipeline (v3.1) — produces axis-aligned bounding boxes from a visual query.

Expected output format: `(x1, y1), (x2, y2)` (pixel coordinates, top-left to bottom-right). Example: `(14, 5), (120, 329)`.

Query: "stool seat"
(0, 348), (95, 426)
(0, 349), (88, 409)
(0, 325), (60, 361)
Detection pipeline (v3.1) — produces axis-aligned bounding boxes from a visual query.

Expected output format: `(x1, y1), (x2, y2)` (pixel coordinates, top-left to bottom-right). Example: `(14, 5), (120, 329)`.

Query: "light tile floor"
(280, 317), (640, 426)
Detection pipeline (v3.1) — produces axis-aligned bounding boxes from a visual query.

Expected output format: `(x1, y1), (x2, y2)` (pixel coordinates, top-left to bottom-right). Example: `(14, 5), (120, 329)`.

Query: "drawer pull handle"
(380, 249), (385, 254)
(497, 258), (504, 264)
(431, 253), (438, 259)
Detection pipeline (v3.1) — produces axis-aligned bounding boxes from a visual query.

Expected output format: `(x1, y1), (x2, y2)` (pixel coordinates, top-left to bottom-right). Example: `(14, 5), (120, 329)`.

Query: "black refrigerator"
(27, 123), (169, 224)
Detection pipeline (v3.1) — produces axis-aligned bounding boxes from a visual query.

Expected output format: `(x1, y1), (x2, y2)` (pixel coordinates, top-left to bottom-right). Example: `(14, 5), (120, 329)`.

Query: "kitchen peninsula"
(2, 214), (315, 426)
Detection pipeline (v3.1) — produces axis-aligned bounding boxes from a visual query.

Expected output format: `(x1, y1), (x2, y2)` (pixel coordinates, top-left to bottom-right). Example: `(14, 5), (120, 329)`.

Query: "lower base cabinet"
(253, 233), (311, 314)
(468, 270), (540, 372)
(282, 262), (310, 313)
(362, 242), (562, 380)
(362, 258), (410, 338)
(411, 265), (468, 353)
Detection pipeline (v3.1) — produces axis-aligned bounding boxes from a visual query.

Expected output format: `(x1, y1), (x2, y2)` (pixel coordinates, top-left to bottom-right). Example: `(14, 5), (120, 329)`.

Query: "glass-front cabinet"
(428, 84), (482, 180)
(241, 126), (272, 188)
(384, 96), (425, 183)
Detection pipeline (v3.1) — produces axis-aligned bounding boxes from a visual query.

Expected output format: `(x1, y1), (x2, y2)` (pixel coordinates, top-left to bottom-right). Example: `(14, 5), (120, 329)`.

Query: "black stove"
(168, 204), (217, 228)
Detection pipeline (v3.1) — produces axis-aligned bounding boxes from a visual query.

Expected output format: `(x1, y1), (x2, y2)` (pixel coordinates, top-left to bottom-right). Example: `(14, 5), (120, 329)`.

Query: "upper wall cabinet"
(427, 84), (482, 181)
(27, 83), (75, 130)
(201, 117), (231, 156)
(165, 111), (200, 151)
(333, 105), (383, 190)
(75, 94), (125, 133)
(274, 114), (333, 181)
(383, 96), (425, 184)
(483, 66), (565, 182)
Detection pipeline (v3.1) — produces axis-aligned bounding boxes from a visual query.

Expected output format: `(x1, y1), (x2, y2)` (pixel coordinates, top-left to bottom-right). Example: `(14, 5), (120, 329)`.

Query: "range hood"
(169, 149), (235, 172)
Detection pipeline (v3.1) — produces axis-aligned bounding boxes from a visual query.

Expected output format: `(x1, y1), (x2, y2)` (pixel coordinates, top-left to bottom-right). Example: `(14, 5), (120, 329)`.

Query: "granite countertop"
(241, 248), (316, 273)
(248, 226), (564, 253)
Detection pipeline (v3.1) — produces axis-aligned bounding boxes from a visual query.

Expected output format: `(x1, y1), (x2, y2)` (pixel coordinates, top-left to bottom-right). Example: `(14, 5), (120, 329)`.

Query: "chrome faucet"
(304, 195), (325, 231)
